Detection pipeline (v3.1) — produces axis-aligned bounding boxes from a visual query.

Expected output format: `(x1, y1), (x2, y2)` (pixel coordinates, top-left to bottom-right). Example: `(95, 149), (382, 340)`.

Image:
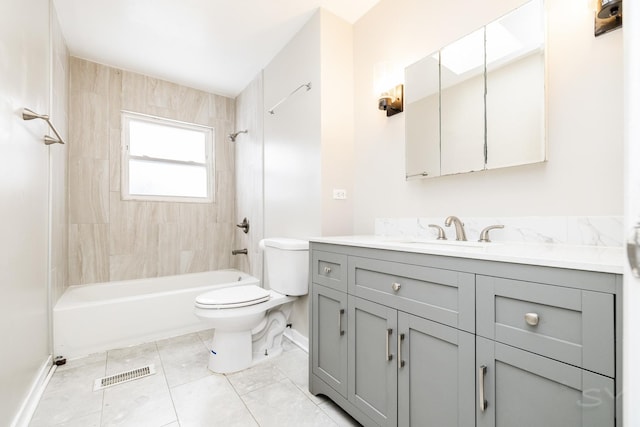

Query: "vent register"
(93, 364), (157, 391)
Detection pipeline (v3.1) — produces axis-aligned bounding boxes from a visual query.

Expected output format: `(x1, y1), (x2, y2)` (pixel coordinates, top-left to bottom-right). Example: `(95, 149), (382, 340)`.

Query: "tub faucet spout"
(444, 216), (467, 241)
(232, 248), (248, 255)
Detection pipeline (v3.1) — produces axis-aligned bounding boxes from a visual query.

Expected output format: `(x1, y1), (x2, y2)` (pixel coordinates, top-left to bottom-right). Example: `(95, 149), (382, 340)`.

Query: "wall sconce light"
(595, 0), (622, 36)
(378, 84), (404, 117)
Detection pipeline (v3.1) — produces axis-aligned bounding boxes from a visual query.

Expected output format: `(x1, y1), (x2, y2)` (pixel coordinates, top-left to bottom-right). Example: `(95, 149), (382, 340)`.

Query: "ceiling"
(53, 0), (381, 98)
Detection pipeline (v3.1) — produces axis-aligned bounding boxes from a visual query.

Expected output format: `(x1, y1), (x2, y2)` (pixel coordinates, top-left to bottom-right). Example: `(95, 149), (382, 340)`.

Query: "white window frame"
(121, 111), (214, 203)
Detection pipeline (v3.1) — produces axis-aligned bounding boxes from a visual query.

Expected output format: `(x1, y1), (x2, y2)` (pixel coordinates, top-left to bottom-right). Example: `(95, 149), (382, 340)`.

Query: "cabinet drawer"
(348, 256), (475, 332)
(312, 251), (348, 292)
(476, 275), (614, 377)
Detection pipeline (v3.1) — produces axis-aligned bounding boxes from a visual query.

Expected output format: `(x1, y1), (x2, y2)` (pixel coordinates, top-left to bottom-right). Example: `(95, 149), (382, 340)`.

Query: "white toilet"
(194, 238), (309, 374)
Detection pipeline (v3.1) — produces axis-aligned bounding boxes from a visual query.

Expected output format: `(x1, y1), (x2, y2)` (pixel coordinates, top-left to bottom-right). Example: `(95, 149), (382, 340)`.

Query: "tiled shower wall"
(68, 58), (238, 285)
(233, 73), (264, 280)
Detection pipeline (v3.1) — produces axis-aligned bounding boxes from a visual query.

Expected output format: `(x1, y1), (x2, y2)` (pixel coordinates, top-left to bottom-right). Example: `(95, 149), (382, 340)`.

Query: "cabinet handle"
(323, 266), (332, 274)
(398, 333), (405, 369)
(338, 308), (345, 336)
(391, 282), (401, 292)
(525, 312), (539, 326)
(386, 328), (393, 361)
(479, 365), (488, 412)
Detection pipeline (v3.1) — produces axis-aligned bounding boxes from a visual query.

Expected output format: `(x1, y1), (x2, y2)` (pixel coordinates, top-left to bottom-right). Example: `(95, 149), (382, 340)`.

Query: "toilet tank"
(260, 238), (309, 296)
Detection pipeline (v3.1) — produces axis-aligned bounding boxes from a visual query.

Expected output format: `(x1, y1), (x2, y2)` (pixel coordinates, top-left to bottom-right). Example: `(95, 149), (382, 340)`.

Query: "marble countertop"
(309, 235), (624, 274)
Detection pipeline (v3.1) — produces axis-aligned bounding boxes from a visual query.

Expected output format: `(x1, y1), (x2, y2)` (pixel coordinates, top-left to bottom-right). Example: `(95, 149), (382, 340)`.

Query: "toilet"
(194, 238), (309, 374)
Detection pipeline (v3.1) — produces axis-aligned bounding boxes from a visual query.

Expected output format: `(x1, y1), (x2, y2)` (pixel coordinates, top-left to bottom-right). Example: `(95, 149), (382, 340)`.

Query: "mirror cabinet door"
(440, 28), (486, 176)
(404, 0), (546, 180)
(405, 53), (440, 179)
(486, 0), (545, 169)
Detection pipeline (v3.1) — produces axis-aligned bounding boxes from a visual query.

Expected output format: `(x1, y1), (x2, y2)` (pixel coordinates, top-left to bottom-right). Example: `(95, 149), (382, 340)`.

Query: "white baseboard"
(283, 328), (308, 353)
(11, 355), (56, 427)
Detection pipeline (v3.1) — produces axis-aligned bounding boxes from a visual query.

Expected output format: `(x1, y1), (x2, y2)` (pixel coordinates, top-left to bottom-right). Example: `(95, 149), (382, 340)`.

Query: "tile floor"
(30, 331), (361, 427)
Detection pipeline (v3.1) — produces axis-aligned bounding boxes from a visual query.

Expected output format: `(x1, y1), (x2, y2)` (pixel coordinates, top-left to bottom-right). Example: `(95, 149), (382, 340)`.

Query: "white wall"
(263, 12), (321, 343)
(352, 0), (623, 232)
(264, 14), (322, 240)
(320, 11), (355, 236)
(624, 0), (640, 424)
(0, 0), (57, 423)
(262, 9), (354, 340)
(50, 2), (70, 315)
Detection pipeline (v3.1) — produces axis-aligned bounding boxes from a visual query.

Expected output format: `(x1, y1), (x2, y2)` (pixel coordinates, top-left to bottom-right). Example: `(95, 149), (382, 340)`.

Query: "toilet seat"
(195, 285), (271, 309)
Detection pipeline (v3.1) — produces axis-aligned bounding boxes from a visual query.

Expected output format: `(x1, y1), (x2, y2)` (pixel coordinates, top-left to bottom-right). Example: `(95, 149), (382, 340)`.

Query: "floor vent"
(93, 364), (156, 391)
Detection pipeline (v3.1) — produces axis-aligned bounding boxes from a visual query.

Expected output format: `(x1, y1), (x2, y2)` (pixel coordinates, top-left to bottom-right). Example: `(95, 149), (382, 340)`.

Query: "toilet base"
(205, 305), (293, 374)
(207, 329), (252, 374)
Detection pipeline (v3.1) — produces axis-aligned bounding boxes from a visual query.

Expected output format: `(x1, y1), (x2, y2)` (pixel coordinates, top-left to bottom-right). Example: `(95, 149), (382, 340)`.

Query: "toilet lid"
(195, 285), (271, 309)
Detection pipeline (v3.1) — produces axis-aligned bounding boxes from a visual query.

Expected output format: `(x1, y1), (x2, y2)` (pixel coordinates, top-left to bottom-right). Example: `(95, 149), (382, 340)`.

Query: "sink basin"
(410, 239), (491, 248)
(385, 238), (496, 248)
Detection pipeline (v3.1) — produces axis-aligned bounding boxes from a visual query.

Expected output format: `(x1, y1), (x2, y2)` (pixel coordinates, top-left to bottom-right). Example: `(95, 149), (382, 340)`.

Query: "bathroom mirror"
(405, 54), (440, 178)
(440, 28), (486, 175)
(405, 0), (545, 179)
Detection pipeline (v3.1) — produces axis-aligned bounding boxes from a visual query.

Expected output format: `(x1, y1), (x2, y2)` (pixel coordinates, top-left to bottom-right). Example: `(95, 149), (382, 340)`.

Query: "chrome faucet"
(444, 216), (467, 241)
(478, 225), (504, 243)
(428, 224), (447, 240)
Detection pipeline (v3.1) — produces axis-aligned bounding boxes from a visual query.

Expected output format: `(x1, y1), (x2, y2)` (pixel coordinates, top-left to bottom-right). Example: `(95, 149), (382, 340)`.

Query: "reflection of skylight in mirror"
(486, 24), (523, 67)
(438, 0), (543, 76)
(438, 28), (484, 75)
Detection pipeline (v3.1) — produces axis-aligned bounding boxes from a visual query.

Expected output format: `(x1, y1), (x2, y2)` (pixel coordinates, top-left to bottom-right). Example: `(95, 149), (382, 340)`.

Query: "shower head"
(228, 129), (248, 142)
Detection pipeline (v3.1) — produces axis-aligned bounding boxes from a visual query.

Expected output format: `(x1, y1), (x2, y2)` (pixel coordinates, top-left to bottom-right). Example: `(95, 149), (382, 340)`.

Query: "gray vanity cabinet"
(397, 312), (475, 426)
(309, 243), (621, 427)
(476, 337), (615, 427)
(475, 274), (616, 426)
(311, 250), (349, 397)
(311, 284), (348, 396)
(348, 296), (398, 426)
(348, 295), (475, 427)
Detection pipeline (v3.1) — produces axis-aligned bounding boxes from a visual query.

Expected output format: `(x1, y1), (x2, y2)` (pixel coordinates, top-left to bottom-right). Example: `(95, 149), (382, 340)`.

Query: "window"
(121, 111), (214, 203)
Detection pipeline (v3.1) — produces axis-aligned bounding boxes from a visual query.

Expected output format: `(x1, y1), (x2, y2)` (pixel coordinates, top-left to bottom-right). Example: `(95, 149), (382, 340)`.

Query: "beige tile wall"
(234, 73), (264, 280)
(69, 58), (238, 285)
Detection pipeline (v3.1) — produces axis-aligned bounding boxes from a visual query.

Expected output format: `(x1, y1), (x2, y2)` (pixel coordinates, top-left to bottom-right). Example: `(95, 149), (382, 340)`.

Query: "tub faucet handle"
(236, 218), (250, 234)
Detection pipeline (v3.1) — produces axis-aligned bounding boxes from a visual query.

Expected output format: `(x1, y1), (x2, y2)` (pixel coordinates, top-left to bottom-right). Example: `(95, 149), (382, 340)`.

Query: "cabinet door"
(348, 296), (398, 427)
(397, 313), (475, 427)
(477, 337), (615, 427)
(311, 284), (348, 396)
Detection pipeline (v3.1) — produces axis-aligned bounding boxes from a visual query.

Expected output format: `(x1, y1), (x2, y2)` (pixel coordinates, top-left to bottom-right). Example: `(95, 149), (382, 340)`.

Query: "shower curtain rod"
(267, 82), (312, 115)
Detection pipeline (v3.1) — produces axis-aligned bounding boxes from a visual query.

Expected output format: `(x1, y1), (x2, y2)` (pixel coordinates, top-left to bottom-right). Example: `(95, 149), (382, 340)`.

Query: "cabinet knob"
(525, 312), (539, 326)
(323, 266), (332, 274)
(391, 282), (401, 292)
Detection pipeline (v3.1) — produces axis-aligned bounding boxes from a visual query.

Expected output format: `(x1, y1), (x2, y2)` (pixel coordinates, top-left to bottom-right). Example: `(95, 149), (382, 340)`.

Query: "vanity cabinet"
(345, 294), (476, 427)
(311, 284), (348, 396)
(311, 250), (349, 397)
(348, 296), (398, 425)
(397, 310), (475, 426)
(476, 337), (614, 427)
(309, 242), (621, 427)
(475, 274), (616, 427)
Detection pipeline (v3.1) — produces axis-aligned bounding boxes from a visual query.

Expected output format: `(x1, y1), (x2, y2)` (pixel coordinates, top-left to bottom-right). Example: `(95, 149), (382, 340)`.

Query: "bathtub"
(53, 270), (259, 360)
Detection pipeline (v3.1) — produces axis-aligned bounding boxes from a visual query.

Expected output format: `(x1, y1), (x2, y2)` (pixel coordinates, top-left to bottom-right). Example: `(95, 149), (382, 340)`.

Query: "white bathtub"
(53, 270), (259, 360)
